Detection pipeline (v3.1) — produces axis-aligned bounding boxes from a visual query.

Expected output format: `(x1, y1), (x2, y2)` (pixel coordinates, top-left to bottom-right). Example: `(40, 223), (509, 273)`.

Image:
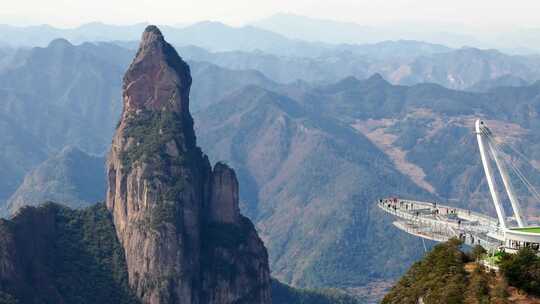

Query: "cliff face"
(106, 25), (270, 304)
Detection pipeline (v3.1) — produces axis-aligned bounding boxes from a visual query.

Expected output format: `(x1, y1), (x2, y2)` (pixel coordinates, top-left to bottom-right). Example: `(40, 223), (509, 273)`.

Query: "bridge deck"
(379, 198), (504, 250)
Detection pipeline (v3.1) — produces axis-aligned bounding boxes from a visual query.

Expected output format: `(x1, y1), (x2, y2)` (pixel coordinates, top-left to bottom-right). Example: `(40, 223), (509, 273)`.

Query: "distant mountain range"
(0, 21), (327, 56)
(3, 18), (540, 92)
(0, 20), (455, 60)
(467, 74), (530, 92)
(177, 44), (540, 90)
(397, 48), (540, 89)
(251, 13), (480, 48)
(4, 14), (540, 52)
(252, 13), (540, 53)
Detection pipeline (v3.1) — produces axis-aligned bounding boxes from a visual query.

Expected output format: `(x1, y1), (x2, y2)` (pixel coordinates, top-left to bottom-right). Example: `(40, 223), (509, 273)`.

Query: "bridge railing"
(378, 199), (503, 244)
(388, 199), (497, 225)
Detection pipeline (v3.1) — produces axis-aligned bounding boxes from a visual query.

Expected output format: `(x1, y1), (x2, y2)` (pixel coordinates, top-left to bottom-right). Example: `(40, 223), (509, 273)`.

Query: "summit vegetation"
(383, 239), (540, 304)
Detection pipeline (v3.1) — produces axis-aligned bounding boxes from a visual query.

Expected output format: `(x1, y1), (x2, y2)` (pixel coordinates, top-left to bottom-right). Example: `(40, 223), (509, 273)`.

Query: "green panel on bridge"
(510, 227), (540, 234)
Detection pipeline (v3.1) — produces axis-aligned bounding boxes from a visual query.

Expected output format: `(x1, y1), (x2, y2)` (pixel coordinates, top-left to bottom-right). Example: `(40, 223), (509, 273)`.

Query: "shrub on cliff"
(499, 247), (540, 296)
(382, 238), (467, 304)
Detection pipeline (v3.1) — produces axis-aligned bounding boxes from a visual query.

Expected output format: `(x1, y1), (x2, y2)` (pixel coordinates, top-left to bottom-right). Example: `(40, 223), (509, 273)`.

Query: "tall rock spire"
(106, 25), (270, 304)
(123, 26), (189, 110)
(121, 25), (195, 147)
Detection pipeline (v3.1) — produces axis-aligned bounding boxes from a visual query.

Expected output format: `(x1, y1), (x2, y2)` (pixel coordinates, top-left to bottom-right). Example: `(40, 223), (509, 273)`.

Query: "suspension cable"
(496, 145), (540, 202)
(482, 128), (540, 203)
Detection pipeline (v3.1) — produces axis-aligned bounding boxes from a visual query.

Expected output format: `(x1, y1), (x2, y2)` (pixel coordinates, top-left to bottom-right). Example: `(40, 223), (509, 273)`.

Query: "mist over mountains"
(4, 14), (540, 93)
(2, 17), (540, 303)
(4, 13), (540, 53)
(177, 44), (540, 90)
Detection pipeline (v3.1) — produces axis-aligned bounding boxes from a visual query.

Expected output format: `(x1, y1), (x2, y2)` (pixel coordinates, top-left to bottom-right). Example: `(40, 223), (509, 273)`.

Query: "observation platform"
(379, 198), (504, 250)
(380, 120), (540, 255)
(379, 198), (540, 253)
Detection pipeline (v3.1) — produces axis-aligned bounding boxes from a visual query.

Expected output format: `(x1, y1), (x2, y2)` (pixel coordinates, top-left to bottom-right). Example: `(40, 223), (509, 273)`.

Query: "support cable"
(486, 132), (540, 203)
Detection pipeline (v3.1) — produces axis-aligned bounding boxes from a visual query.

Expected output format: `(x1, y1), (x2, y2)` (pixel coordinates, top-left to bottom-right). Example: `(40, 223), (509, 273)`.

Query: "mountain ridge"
(6, 146), (105, 215)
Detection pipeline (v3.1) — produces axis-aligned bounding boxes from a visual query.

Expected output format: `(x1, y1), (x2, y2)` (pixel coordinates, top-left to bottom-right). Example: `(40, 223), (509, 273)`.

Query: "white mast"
(476, 119), (507, 229)
(487, 140), (527, 227)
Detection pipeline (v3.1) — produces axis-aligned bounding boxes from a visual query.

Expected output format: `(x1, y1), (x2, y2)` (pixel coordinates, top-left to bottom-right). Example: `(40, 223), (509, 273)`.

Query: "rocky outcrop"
(208, 163), (240, 224)
(106, 25), (270, 304)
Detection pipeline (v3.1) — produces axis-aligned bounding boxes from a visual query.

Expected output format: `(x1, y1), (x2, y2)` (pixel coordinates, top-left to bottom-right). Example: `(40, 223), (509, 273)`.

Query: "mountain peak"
(140, 25), (164, 46)
(366, 73), (387, 83)
(47, 38), (73, 49)
(59, 145), (84, 157)
(123, 24), (191, 114)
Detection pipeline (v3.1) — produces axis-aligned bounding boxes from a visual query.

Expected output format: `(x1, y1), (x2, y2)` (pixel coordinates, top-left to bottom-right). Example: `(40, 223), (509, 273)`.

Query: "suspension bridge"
(380, 119), (540, 254)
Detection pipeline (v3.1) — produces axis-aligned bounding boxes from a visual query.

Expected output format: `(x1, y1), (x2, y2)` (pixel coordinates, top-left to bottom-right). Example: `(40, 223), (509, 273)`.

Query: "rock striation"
(106, 25), (270, 304)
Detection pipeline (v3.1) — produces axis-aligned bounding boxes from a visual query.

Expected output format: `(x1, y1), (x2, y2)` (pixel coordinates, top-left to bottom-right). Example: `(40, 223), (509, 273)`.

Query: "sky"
(2, 0), (540, 31)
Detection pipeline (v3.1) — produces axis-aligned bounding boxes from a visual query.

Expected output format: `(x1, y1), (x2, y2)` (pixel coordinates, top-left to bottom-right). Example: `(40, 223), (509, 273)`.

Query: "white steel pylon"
(475, 119), (526, 228)
(487, 140), (527, 227)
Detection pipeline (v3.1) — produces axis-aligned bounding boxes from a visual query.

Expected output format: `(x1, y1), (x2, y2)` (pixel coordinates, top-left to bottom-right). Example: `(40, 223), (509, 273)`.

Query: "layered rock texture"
(106, 25), (270, 304)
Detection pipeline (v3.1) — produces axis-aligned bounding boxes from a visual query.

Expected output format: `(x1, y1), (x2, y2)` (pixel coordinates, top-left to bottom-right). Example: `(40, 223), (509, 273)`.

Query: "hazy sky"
(3, 0), (540, 30)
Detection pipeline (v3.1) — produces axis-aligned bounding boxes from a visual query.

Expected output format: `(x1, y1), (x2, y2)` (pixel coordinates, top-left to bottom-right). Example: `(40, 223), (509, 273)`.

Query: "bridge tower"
(475, 119), (526, 228)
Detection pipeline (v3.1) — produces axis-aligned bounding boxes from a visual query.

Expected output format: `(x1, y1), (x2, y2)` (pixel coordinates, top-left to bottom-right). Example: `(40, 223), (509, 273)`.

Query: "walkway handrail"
(378, 198), (504, 250)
